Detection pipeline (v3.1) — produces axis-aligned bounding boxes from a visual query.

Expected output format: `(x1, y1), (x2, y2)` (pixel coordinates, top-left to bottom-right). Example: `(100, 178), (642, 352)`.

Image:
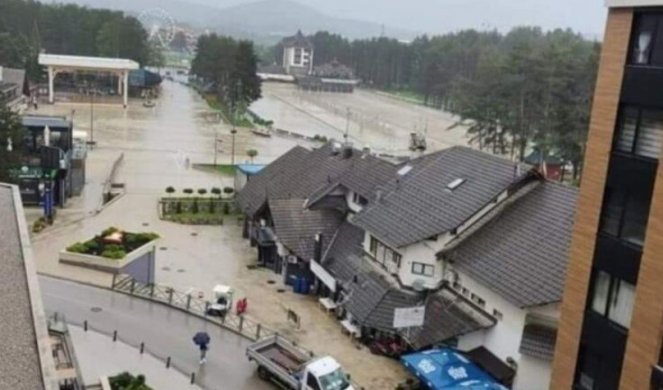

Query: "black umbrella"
(193, 331), (211, 346)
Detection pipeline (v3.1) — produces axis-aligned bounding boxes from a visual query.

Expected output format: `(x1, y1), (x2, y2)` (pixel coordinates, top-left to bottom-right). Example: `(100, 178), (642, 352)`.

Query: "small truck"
(247, 334), (355, 390)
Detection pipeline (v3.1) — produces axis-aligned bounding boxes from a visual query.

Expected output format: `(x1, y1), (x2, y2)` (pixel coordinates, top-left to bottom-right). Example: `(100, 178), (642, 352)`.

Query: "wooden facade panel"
(550, 8), (634, 390)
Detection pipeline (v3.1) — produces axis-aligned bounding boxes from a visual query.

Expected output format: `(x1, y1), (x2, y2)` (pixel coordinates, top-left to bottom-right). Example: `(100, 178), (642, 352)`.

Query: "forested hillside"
(266, 28), (600, 177)
(0, 0), (154, 80)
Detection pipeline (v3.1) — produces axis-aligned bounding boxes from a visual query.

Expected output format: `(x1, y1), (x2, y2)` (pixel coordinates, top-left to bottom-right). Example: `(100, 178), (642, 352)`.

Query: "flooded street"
(251, 82), (471, 154)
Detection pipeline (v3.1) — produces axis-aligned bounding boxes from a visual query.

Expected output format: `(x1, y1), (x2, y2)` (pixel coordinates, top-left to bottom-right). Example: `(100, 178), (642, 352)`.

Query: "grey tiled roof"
(238, 143), (397, 218)
(270, 198), (344, 261)
(236, 146), (311, 217)
(0, 185), (47, 389)
(519, 323), (557, 361)
(405, 287), (495, 349)
(352, 146), (531, 248)
(342, 270), (421, 332)
(447, 182), (578, 308)
(282, 30), (313, 49)
(322, 222), (365, 281)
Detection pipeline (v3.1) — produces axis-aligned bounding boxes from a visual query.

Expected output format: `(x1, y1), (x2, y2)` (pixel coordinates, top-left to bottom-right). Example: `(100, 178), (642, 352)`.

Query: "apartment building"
(552, 2), (663, 389)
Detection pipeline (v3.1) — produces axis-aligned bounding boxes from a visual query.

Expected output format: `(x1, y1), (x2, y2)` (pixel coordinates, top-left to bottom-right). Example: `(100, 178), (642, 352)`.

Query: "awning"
(401, 348), (508, 390)
(310, 260), (336, 292)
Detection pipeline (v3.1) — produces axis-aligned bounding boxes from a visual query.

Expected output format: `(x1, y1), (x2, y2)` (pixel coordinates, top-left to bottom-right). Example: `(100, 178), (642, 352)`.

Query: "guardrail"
(111, 274), (275, 342)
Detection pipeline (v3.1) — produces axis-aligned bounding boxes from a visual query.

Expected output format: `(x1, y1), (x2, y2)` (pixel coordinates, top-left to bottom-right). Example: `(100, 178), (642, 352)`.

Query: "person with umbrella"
(193, 331), (211, 364)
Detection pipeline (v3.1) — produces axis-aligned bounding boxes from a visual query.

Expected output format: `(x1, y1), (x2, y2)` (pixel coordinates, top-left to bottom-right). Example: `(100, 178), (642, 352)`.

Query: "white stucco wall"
(452, 270), (557, 390)
(512, 355), (552, 390)
(346, 190), (363, 213)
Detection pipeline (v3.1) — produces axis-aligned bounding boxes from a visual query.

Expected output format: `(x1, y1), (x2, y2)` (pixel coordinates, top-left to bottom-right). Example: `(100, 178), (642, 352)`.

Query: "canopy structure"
(401, 348), (508, 390)
(39, 54), (139, 107)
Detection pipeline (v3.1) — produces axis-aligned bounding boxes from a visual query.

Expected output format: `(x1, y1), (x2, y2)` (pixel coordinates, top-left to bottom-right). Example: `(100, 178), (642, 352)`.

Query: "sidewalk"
(68, 325), (203, 390)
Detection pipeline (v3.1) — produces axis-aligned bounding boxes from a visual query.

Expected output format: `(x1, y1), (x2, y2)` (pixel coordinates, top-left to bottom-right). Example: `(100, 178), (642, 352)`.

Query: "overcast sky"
(190, 0), (608, 39)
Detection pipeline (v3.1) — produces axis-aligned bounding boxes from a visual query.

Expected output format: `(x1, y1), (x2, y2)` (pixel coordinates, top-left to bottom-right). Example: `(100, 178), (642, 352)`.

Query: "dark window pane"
(591, 271), (611, 316)
(600, 188), (625, 237)
(616, 107), (638, 154)
(632, 15), (657, 65)
(635, 109), (663, 159)
(621, 193), (650, 246)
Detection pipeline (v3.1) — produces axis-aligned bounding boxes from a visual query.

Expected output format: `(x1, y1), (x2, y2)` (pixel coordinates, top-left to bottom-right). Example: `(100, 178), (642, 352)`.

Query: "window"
(575, 345), (599, 390)
(412, 262), (434, 277)
(368, 236), (401, 268)
(631, 15), (657, 65)
(306, 373), (321, 390)
(600, 187), (651, 247)
(447, 178), (466, 190)
(492, 309), (503, 321)
(470, 293), (486, 308)
(615, 106), (663, 159)
(590, 271), (636, 328)
(352, 192), (368, 206)
(294, 48), (303, 65)
(461, 287), (469, 297)
(452, 280), (461, 290)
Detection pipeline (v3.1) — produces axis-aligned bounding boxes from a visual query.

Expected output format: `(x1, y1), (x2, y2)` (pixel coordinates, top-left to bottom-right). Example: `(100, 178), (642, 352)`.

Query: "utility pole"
(344, 107), (351, 143)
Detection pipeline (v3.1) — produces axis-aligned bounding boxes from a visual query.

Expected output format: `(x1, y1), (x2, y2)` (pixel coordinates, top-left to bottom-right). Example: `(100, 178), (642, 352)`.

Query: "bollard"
(256, 323), (261, 340)
(113, 330), (117, 342)
(130, 279), (136, 294)
(84, 320), (88, 331)
(140, 342), (144, 354)
(166, 357), (171, 369)
(186, 294), (192, 311)
(168, 289), (174, 305)
(150, 284), (155, 298)
(190, 373), (195, 384)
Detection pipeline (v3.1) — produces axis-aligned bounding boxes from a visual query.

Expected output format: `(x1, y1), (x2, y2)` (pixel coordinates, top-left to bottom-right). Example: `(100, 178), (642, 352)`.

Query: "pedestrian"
(193, 331), (210, 365)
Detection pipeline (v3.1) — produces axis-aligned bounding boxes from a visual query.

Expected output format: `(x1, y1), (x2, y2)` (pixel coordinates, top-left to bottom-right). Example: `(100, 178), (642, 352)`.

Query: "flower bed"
(66, 227), (159, 260)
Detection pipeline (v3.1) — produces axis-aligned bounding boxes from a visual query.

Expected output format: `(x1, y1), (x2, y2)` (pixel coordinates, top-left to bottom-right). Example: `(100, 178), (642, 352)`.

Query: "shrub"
(223, 202), (230, 215)
(176, 201), (182, 214)
(165, 186), (175, 194)
(223, 187), (234, 196)
(246, 149), (258, 162)
(192, 198), (199, 214)
(211, 187), (222, 196)
(183, 188), (193, 195)
(67, 242), (88, 253)
(198, 188), (207, 196)
(101, 244), (127, 260)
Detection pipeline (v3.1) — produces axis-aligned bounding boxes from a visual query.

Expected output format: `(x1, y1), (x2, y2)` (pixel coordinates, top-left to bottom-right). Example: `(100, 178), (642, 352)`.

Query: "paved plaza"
(28, 81), (409, 389)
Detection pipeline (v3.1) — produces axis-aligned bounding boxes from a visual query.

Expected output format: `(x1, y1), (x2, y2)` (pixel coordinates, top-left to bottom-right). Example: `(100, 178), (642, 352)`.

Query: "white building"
(281, 30), (314, 76)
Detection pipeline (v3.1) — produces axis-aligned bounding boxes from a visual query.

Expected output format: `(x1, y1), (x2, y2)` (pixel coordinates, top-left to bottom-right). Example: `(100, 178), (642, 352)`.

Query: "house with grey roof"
(436, 181), (579, 390)
(237, 142), (578, 390)
(0, 66), (27, 110)
(282, 30), (314, 76)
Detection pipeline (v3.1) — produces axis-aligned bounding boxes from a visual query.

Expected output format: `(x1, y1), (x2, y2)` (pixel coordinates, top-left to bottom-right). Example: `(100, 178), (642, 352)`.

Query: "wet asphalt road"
(40, 276), (272, 390)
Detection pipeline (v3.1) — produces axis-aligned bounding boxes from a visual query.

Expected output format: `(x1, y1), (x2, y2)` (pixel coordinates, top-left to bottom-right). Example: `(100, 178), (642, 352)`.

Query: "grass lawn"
(205, 95), (255, 128)
(216, 164), (236, 175)
(383, 88), (427, 105)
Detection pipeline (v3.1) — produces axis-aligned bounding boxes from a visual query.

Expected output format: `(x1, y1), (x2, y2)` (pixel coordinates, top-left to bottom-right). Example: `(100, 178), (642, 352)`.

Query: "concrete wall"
(514, 355), (552, 390)
(120, 249), (155, 284)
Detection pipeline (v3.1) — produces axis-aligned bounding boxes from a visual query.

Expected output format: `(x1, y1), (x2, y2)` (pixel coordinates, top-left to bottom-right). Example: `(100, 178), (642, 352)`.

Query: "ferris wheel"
(137, 8), (176, 48)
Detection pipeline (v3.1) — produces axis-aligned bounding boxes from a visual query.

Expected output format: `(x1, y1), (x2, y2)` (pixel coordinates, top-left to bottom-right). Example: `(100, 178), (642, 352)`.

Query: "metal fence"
(111, 274), (275, 342)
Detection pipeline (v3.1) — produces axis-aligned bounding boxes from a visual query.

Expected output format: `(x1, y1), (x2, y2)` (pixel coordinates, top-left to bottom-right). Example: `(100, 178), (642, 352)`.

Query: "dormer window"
(447, 178), (466, 191)
(398, 165), (413, 176)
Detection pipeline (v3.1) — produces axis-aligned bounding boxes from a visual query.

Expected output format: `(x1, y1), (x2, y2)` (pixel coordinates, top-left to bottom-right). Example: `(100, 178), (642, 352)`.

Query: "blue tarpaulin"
(401, 348), (508, 390)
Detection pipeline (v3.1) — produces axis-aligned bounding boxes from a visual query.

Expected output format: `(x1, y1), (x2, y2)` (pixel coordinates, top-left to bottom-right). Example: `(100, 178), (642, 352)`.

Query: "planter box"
(59, 240), (157, 283)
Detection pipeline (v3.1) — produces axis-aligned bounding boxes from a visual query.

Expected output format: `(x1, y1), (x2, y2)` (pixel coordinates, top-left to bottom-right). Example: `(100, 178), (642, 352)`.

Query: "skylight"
(447, 178), (466, 190)
(398, 165), (413, 176)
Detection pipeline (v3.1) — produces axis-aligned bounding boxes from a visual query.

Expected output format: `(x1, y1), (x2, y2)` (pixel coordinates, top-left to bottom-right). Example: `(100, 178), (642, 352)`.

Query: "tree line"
(0, 0), (157, 81)
(265, 28), (600, 178)
(191, 34), (262, 121)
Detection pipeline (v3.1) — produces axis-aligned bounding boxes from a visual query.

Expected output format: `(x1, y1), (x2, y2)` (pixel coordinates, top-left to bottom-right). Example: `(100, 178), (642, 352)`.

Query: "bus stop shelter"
(39, 54), (139, 107)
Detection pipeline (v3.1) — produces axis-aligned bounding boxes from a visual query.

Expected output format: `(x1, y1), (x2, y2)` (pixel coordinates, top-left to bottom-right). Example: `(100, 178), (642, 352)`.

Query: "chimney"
(314, 233), (323, 262)
(0, 66), (3, 82)
(362, 145), (370, 158)
(342, 142), (353, 159)
(375, 189), (383, 203)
